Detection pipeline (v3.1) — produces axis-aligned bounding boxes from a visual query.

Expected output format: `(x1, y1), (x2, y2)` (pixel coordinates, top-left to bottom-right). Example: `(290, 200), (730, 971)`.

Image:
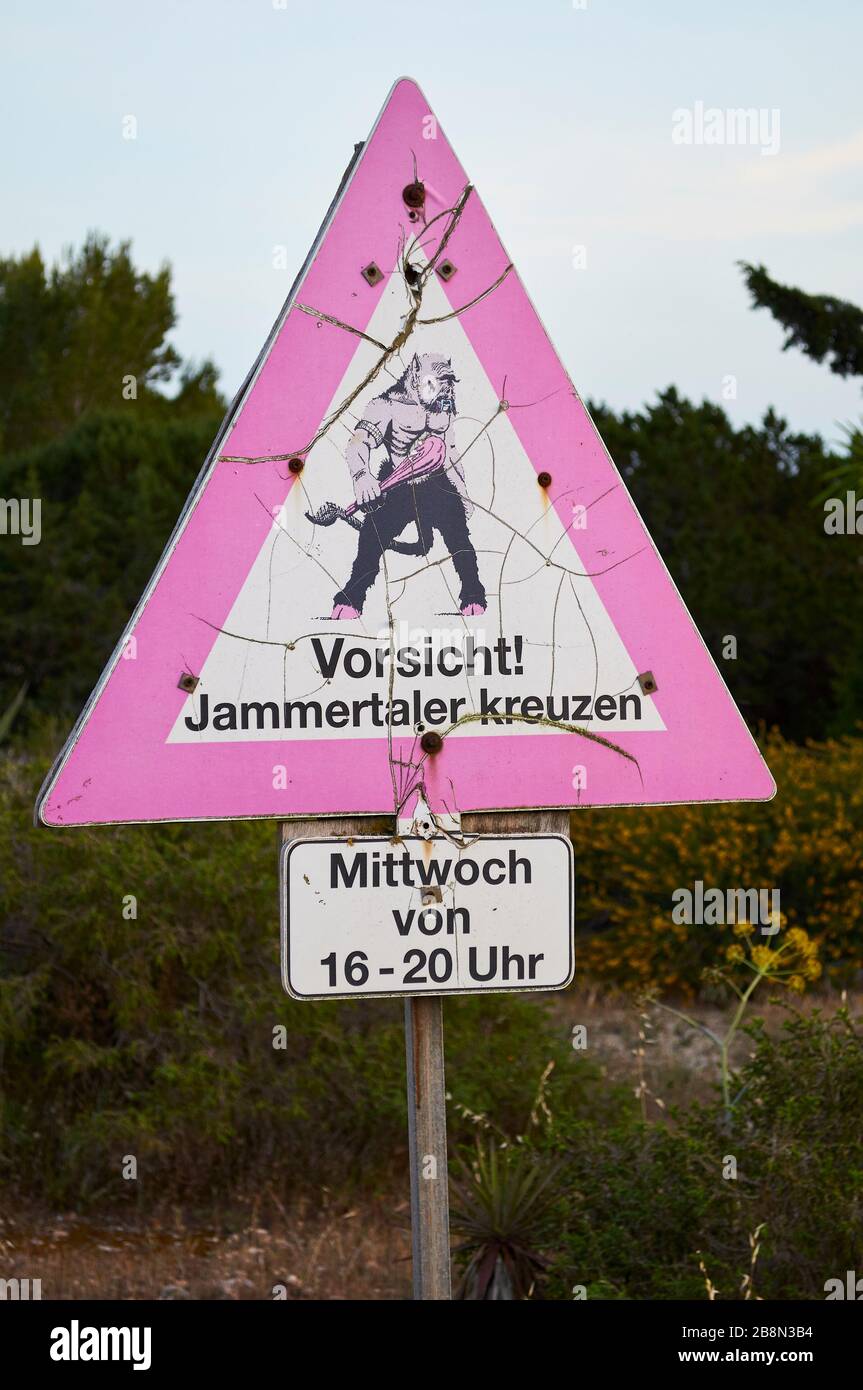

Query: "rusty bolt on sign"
(361, 262), (384, 286)
(177, 673), (199, 694)
(638, 671), (658, 695)
(288, 457), (305, 474)
(436, 259), (457, 282)
(420, 731), (444, 755)
(537, 471), (553, 489)
(402, 181), (425, 209)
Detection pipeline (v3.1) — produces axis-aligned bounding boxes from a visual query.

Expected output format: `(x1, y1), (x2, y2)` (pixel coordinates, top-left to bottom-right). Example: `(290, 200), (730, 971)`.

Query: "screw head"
(420, 731), (443, 755)
(437, 259), (457, 282)
(361, 262), (384, 286)
(288, 456), (305, 474)
(537, 471), (553, 488)
(402, 181), (425, 209)
(638, 671), (658, 695)
(178, 673), (199, 694)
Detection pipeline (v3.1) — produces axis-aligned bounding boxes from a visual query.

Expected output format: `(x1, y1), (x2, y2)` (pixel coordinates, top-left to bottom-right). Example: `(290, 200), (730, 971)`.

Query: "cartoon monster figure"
(307, 353), (486, 619)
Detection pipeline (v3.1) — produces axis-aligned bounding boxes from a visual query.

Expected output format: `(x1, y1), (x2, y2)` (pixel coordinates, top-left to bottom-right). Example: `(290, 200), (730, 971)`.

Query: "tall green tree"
(738, 262), (863, 725)
(590, 389), (862, 739)
(0, 233), (223, 453)
(0, 411), (222, 718)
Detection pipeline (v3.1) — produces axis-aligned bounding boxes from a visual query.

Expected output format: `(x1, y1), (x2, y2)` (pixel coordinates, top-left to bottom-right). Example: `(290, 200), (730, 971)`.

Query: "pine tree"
(739, 261), (863, 382)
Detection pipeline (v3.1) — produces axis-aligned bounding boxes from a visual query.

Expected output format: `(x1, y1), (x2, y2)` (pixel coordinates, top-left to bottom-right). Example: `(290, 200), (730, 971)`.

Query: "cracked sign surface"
(37, 77), (775, 827)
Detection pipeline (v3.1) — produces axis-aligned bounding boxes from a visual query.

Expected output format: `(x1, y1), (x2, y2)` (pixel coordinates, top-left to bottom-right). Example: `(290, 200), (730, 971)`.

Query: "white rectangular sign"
(281, 834), (574, 1000)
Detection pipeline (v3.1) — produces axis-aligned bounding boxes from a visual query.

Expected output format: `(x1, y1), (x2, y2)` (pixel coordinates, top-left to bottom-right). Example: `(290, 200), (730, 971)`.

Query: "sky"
(2, 0), (862, 439)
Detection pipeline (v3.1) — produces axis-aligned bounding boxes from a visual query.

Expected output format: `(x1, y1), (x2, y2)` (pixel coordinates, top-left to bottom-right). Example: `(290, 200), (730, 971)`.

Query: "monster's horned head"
(408, 352), (458, 408)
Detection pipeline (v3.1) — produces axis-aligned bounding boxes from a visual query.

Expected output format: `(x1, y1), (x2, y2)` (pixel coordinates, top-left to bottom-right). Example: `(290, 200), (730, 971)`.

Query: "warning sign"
(37, 77), (774, 827)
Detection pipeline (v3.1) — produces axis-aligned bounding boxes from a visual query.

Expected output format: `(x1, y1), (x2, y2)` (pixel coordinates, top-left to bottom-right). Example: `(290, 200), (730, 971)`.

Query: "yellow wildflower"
(751, 945), (775, 971)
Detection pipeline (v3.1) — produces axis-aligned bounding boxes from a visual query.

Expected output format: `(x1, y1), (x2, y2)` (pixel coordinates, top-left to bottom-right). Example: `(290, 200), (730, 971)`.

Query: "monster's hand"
(352, 468), (381, 507)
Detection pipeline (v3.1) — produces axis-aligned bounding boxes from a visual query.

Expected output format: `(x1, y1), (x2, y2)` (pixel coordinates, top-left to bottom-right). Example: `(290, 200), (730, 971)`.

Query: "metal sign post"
(405, 994), (451, 1300)
(281, 806), (571, 1298)
(280, 807), (570, 1299)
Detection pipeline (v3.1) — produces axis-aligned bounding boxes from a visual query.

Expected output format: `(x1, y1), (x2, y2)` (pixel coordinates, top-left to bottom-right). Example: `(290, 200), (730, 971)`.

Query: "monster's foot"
(461, 602), (486, 617)
(331, 604), (361, 620)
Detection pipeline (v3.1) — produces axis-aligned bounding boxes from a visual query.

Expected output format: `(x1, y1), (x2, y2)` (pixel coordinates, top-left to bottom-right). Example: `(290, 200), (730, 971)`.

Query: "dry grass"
(4, 986), (856, 1300)
(0, 1197), (412, 1300)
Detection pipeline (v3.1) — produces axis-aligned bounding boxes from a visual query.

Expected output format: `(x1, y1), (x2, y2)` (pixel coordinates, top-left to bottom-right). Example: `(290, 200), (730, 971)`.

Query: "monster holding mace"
(307, 352), (487, 619)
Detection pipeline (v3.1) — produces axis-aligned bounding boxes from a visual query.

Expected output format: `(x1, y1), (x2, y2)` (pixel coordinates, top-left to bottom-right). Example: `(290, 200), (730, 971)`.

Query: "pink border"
(39, 79), (775, 826)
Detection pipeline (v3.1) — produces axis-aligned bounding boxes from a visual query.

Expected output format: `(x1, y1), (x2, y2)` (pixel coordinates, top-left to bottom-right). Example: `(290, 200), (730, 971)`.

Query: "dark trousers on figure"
(334, 473), (486, 613)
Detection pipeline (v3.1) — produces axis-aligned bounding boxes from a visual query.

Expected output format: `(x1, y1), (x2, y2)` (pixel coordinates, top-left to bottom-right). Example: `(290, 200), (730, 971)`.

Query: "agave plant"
(449, 1139), (562, 1300)
(816, 417), (863, 504)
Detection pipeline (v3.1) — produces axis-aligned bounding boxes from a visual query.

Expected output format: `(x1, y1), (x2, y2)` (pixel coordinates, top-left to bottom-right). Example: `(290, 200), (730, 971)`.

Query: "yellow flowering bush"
(572, 730), (862, 994)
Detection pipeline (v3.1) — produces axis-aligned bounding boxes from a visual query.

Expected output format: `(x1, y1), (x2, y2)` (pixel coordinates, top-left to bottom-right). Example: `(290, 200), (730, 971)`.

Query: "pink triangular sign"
(37, 78), (775, 827)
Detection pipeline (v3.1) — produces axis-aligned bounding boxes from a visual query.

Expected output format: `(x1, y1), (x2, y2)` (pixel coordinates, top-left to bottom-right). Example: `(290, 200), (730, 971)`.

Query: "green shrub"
(543, 1007), (863, 1300)
(1, 739), (593, 1207)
